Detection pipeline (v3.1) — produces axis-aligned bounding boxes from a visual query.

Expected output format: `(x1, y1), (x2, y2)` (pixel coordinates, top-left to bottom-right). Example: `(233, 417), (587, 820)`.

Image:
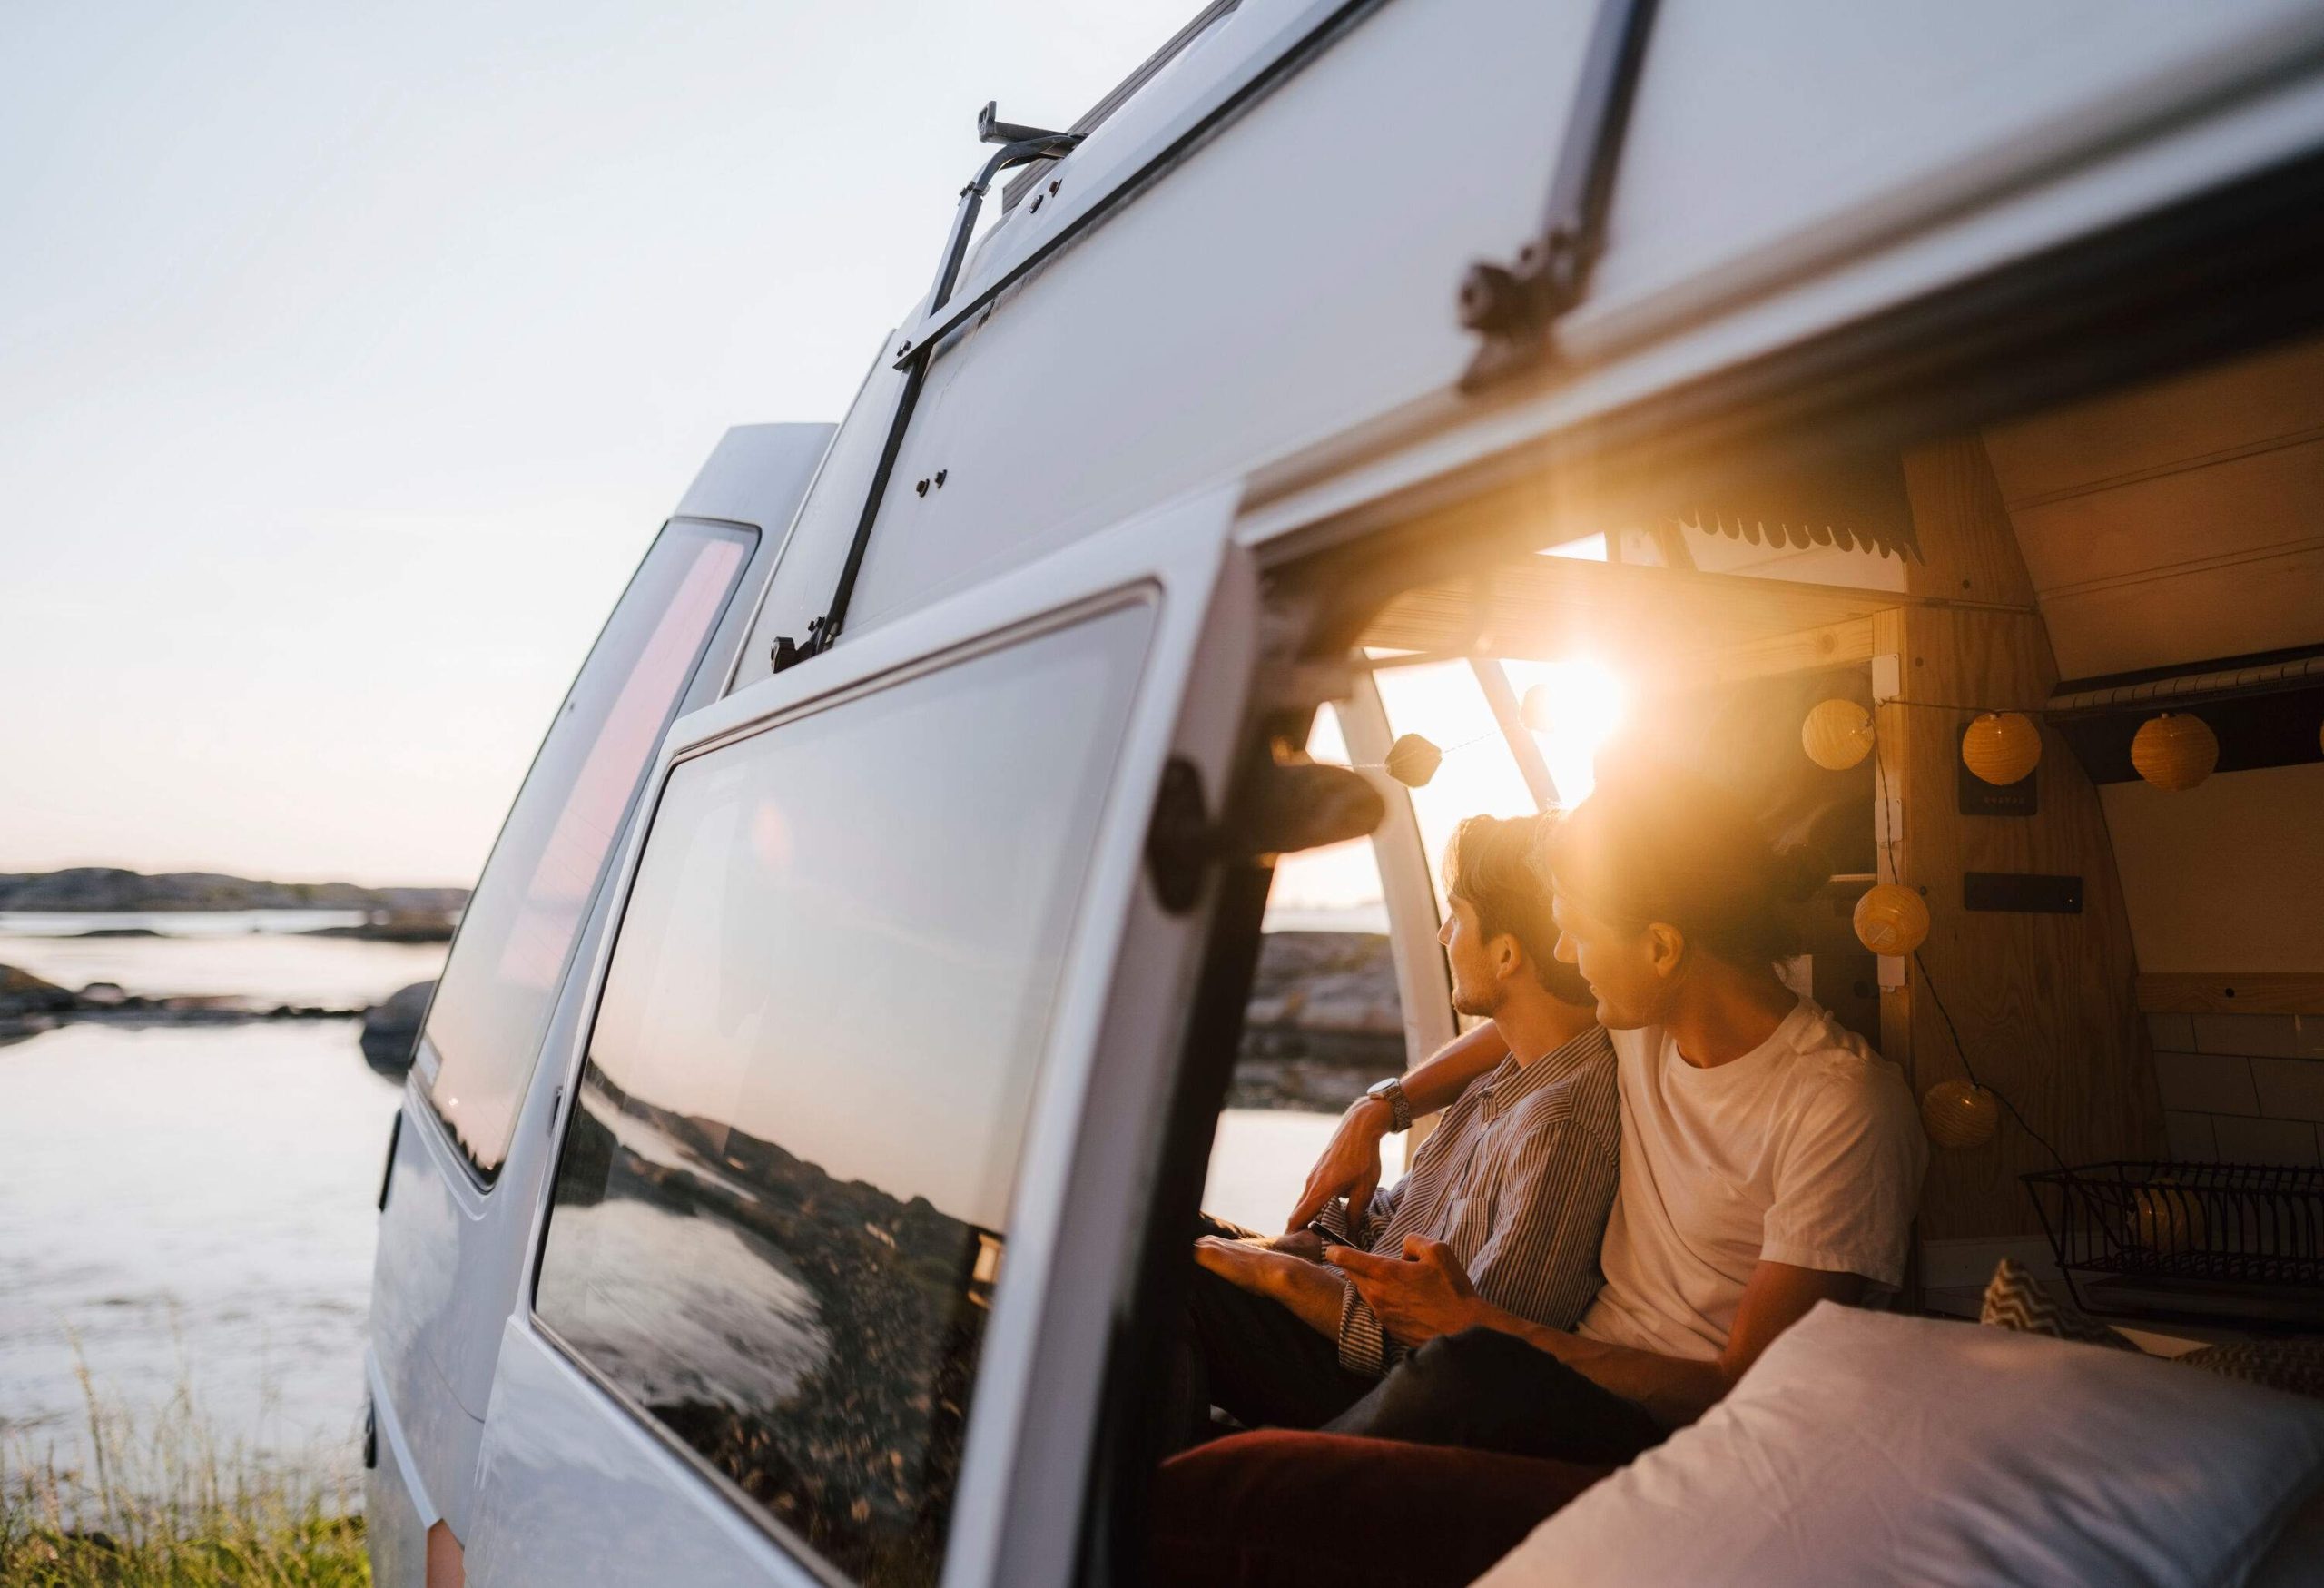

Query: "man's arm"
(1284, 1021), (1510, 1233)
(1193, 1236), (1349, 1339)
(1330, 1243), (1866, 1428)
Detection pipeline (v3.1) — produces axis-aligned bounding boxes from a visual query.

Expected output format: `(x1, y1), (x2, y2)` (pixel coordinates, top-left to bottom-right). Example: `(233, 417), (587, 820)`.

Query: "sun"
(1503, 655), (1627, 804)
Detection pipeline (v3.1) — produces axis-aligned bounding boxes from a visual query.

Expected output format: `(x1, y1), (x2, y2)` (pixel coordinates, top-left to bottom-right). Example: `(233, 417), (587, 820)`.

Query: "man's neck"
(1668, 963), (1798, 1069)
(1495, 991), (1599, 1068)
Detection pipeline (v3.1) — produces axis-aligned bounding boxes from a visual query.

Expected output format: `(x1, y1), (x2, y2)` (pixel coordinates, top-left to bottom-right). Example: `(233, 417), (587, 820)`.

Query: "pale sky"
(0, 0), (1201, 887)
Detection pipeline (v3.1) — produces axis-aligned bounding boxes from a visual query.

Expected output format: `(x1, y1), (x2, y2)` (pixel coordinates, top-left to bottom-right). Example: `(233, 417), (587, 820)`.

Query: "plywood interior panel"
(2102, 762), (2324, 974)
(1880, 440), (2163, 1240)
(1982, 333), (2324, 680)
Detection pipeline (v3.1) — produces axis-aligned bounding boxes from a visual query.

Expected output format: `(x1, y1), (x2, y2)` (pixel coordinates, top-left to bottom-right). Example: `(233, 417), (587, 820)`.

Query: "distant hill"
(0, 867), (469, 914)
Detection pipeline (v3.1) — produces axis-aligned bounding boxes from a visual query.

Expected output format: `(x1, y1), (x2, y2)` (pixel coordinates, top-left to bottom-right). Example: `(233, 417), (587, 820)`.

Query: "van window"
(419, 519), (755, 1179)
(1205, 705), (1408, 1227)
(533, 602), (1153, 1588)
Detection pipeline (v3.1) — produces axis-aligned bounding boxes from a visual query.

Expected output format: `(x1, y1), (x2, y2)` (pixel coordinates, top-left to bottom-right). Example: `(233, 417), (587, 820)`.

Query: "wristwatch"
(1364, 1075), (1413, 1134)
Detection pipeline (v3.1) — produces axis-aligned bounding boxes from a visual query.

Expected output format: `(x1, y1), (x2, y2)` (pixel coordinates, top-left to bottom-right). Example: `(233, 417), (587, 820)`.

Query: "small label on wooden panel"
(1963, 872), (2083, 913)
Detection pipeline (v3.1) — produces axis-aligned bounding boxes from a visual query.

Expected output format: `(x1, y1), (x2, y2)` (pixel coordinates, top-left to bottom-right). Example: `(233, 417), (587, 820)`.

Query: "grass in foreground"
(1, 1362), (369, 1587)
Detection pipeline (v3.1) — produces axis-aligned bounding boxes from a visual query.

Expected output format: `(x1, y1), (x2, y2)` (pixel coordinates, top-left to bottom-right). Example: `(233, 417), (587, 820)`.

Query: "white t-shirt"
(1576, 998), (1926, 1362)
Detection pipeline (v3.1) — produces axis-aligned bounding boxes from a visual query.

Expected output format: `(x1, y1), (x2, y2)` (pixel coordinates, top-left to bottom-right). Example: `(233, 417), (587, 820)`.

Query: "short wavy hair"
(1443, 813), (1594, 1007)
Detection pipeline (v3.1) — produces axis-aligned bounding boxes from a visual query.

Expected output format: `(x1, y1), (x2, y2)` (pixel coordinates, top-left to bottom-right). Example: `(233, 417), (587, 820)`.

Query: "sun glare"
(1504, 656), (1627, 804)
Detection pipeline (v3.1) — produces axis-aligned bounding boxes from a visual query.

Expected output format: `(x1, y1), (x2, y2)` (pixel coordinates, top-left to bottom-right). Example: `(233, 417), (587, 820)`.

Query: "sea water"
(0, 912), (1386, 1489)
(0, 914), (445, 1486)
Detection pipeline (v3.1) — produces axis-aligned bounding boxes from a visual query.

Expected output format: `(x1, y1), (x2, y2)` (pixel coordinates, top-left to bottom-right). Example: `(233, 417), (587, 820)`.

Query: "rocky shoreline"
(2, 924), (1412, 1111)
(0, 964), (367, 1041)
(0, 866), (466, 916)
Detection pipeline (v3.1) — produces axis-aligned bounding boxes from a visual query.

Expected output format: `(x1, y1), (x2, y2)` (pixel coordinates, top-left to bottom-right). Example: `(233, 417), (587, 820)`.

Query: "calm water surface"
(0, 915), (444, 1482)
(0, 912), (1378, 1487)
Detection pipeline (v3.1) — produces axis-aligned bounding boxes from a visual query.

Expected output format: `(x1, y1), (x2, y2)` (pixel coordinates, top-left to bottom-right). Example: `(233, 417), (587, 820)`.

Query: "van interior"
(1150, 321), (2324, 1573)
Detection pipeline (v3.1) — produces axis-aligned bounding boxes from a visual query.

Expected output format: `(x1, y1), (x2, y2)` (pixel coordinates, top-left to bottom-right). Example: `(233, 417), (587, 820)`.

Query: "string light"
(1853, 883), (1930, 956)
(1801, 699), (1875, 771)
(2130, 712), (2219, 791)
(1960, 712), (2041, 785)
(1921, 1077), (2000, 1149)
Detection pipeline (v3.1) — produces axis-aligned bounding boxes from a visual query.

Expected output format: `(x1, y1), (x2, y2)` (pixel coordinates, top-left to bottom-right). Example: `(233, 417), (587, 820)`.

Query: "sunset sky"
(0, 1), (1203, 886)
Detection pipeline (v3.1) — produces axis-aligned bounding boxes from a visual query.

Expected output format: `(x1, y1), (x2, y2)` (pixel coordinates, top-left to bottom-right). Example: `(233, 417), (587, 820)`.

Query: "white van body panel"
(828, 0), (1590, 649)
(735, 338), (916, 676)
(728, 0), (2324, 657)
(367, 425), (831, 1571)
(675, 423), (840, 528)
(363, 1349), (436, 1588)
(468, 1323), (825, 1588)
(463, 484), (1255, 1588)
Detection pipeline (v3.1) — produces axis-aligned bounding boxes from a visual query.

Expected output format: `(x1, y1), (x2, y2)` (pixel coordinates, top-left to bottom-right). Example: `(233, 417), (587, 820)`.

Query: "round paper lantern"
(1853, 883), (1930, 956)
(1921, 1079), (1999, 1149)
(2128, 1179), (2204, 1258)
(1384, 734), (1443, 788)
(2131, 712), (2219, 791)
(1960, 712), (2041, 785)
(1520, 683), (1552, 733)
(1802, 699), (1875, 771)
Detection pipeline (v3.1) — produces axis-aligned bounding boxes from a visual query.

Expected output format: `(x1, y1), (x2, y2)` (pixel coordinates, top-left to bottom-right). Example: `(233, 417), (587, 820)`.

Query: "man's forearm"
(1263, 1251), (1354, 1339)
(1480, 1305), (1730, 1428)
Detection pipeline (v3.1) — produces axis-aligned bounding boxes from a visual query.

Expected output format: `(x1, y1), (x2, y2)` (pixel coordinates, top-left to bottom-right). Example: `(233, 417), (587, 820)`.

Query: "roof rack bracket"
(1457, 0), (1659, 393)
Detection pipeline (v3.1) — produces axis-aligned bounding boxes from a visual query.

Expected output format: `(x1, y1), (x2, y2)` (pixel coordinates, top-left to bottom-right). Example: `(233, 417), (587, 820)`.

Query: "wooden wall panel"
(1881, 440), (2165, 1239)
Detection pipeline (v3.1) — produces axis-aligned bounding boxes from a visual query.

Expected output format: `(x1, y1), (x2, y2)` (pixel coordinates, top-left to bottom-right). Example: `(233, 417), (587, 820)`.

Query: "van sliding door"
(464, 486), (1259, 1588)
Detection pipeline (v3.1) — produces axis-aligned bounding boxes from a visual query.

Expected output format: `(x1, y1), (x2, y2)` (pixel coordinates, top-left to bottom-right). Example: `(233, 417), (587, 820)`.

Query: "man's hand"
(1284, 1097), (1393, 1234)
(1194, 1235), (1285, 1298)
(1194, 1235), (1348, 1338)
(1271, 1228), (1326, 1264)
(1325, 1237), (1488, 1347)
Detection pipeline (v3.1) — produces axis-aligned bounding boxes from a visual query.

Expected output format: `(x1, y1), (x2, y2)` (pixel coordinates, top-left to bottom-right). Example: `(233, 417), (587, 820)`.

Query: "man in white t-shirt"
(1312, 765), (1927, 1459)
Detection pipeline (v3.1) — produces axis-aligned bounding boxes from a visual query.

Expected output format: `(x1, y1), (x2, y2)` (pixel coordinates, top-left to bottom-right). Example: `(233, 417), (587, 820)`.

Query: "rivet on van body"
(915, 478), (930, 496)
(934, 469), (948, 488)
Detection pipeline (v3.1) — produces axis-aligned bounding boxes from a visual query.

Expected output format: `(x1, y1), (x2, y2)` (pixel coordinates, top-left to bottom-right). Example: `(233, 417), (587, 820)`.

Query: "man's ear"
(1492, 932), (1525, 983)
(1642, 922), (1687, 981)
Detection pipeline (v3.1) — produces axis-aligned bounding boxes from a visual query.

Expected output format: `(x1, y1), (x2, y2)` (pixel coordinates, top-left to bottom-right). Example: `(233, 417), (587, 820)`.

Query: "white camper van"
(366, 2), (2324, 1583)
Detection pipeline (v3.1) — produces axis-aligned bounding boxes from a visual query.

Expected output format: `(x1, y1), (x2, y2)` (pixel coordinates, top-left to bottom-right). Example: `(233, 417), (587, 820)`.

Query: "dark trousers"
(1175, 1214), (1378, 1441)
(1324, 1323), (1666, 1465)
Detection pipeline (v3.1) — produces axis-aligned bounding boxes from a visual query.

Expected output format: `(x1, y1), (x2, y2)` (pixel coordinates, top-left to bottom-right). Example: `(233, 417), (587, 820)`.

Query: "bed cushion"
(1473, 1303), (2324, 1588)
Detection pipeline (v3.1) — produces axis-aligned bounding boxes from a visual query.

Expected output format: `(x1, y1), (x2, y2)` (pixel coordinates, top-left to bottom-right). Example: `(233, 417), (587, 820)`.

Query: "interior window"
(1203, 705), (1409, 1229)
(419, 519), (755, 1180)
(533, 603), (1153, 1588)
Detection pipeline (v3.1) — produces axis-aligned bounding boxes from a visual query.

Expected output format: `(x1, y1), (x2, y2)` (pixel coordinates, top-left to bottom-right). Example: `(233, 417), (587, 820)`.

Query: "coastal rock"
(1232, 932), (1406, 1110)
(0, 964), (77, 1015)
(360, 981), (436, 1074)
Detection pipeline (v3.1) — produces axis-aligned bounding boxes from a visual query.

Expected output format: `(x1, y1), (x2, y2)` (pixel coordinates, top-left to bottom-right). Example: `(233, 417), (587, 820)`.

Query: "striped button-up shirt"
(1315, 1024), (1620, 1376)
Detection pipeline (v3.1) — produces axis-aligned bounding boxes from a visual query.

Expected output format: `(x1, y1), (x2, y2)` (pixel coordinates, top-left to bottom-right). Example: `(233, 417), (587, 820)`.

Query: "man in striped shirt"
(1178, 813), (1619, 1437)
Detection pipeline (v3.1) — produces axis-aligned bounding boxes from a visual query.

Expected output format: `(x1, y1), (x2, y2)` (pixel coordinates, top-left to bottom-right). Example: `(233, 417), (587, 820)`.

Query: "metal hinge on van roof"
(1456, 0), (1659, 392)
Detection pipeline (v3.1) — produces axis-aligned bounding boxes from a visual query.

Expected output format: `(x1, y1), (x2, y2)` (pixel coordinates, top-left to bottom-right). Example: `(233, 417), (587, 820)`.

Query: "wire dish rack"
(2024, 1160), (2324, 1327)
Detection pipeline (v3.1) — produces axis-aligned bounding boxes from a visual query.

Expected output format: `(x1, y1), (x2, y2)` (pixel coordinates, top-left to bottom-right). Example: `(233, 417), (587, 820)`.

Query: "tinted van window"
(535, 602), (1153, 1588)
(419, 519), (754, 1179)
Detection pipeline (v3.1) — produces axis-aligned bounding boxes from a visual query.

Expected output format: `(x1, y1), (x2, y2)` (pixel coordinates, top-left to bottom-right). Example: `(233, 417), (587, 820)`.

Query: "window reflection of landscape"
(423, 520), (755, 1179)
(536, 604), (1153, 1588)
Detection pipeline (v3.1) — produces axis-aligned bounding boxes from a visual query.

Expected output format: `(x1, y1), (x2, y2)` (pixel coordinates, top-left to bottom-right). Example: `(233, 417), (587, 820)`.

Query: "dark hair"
(1540, 760), (1827, 973)
(1444, 814), (1595, 1006)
